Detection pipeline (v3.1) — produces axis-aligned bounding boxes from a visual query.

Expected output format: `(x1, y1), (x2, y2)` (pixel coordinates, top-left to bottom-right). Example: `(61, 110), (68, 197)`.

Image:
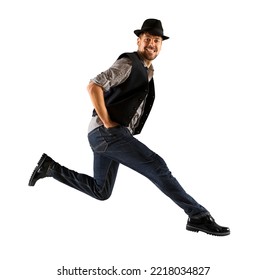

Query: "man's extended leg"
(89, 125), (229, 236)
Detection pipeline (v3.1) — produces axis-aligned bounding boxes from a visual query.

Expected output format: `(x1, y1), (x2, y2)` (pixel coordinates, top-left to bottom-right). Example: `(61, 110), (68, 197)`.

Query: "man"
(29, 19), (230, 236)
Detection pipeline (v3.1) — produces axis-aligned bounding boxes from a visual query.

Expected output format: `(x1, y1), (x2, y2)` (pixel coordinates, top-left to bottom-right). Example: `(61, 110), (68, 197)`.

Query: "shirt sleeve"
(90, 57), (132, 92)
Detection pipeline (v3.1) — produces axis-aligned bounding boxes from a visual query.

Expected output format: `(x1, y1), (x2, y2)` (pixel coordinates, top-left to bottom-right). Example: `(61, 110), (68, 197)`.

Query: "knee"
(97, 191), (112, 201)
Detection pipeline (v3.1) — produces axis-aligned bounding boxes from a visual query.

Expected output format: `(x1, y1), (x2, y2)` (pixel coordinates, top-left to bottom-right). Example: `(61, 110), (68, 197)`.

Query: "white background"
(1, 0), (265, 279)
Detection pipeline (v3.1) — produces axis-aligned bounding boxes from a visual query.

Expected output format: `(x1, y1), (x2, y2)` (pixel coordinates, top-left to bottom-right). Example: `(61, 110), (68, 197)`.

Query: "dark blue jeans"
(49, 125), (209, 218)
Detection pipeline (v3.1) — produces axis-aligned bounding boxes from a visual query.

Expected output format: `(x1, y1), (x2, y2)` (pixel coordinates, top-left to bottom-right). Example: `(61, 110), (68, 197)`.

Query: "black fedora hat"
(134, 18), (169, 40)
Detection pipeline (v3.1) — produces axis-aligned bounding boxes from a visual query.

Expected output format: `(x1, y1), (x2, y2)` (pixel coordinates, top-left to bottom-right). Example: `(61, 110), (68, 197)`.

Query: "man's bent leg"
(29, 151), (119, 201)
(47, 154), (119, 200)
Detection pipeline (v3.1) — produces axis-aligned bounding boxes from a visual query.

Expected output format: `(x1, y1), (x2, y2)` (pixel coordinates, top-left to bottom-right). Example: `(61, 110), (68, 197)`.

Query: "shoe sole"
(186, 225), (230, 236)
(28, 153), (48, 187)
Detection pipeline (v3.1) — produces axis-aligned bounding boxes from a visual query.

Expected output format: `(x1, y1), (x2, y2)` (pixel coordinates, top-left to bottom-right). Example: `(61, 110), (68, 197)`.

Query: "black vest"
(93, 52), (155, 135)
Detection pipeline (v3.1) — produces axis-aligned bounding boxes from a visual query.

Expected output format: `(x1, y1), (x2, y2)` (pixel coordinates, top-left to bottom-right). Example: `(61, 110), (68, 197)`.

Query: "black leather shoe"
(186, 215), (230, 236)
(28, 153), (54, 186)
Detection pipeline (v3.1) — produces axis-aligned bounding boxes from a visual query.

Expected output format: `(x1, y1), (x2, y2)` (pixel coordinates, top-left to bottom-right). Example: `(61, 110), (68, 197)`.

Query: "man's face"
(137, 32), (162, 62)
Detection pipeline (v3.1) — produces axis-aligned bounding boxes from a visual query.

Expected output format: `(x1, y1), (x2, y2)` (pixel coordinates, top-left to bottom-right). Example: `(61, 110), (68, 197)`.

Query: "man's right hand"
(103, 120), (120, 129)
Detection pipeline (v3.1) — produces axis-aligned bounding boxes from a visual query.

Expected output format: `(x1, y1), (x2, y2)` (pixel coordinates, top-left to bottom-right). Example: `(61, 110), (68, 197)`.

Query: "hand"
(103, 120), (120, 129)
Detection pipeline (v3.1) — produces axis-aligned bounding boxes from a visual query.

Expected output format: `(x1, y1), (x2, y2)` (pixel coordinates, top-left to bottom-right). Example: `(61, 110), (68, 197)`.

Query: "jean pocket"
(88, 128), (108, 152)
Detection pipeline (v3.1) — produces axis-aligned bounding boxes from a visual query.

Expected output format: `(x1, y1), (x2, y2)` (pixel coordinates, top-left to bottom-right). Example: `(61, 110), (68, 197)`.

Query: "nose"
(147, 40), (155, 48)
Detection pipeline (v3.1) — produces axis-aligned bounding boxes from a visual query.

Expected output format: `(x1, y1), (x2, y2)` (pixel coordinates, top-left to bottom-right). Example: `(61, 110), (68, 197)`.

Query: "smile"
(145, 48), (156, 53)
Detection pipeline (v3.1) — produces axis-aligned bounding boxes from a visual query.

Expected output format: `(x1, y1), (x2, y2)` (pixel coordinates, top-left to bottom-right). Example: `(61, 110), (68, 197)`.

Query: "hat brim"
(134, 30), (169, 40)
